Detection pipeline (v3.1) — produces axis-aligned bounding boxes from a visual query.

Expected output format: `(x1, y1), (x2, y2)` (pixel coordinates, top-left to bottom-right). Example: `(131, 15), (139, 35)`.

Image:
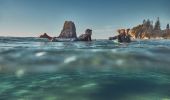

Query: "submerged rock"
(39, 33), (52, 40)
(78, 29), (92, 41)
(58, 21), (77, 39)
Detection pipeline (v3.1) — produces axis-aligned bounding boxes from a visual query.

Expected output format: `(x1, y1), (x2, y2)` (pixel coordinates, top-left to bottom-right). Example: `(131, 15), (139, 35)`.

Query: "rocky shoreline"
(129, 18), (170, 39)
(39, 18), (170, 42)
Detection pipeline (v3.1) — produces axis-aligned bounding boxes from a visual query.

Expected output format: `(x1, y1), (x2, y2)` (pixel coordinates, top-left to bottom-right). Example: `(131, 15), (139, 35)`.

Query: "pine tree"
(146, 19), (151, 29)
(154, 17), (161, 30)
(143, 19), (146, 24)
(150, 20), (154, 30)
(166, 24), (169, 30)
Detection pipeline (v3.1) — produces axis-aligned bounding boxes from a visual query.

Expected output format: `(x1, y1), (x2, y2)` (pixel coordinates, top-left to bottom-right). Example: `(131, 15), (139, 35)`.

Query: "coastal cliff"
(129, 18), (170, 39)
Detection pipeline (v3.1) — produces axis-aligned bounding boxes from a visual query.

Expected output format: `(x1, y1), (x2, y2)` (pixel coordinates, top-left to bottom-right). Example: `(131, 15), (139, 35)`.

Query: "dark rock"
(118, 29), (131, 43)
(39, 33), (52, 40)
(58, 21), (77, 39)
(109, 36), (118, 40)
(78, 29), (92, 41)
(109, 29), (131, 43)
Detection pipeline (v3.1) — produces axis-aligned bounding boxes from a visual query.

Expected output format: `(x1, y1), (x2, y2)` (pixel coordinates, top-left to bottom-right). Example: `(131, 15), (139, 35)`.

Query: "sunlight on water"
(15, 69), (25, 78)
(35, 52), (47, 57)
(64, 56), (77, 64)
(81, 83), (97, 88)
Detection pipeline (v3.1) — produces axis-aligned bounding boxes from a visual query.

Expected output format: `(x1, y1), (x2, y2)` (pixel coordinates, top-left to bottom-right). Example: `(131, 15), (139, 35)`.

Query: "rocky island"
(129, 18), (170, 39)
(39, 21), (92, 42)
(109, 17), (170, 42)
(39, 33), (53, 40)
(40, 18), (170, 42)
(58, 21), (77, 39)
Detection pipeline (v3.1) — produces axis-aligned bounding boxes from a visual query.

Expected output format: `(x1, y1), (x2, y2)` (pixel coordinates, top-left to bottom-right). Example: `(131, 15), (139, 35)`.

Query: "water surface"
(0, 37), (170, 100)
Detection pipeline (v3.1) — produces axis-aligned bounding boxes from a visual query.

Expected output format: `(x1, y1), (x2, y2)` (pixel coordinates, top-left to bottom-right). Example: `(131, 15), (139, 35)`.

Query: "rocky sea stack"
(58, 21), (77, 39)
(39, 21), (93, 42)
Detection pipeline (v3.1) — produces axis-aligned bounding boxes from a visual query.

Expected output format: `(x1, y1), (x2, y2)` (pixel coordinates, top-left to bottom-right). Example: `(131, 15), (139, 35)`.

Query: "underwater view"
(1, 0), (170, 100)
(0, 37), (170, 100)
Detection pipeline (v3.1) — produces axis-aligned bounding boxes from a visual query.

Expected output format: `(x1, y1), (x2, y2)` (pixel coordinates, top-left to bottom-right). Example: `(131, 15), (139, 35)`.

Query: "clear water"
(0, 37), (170, 100)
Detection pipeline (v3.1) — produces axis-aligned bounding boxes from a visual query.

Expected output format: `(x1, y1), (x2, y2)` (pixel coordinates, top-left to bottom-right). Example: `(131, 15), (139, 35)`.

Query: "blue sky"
(0, 0), (170, 39)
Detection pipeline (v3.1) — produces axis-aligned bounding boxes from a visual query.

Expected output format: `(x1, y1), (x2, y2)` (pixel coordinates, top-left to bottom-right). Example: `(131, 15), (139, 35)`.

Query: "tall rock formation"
(58, 21), (77, 38)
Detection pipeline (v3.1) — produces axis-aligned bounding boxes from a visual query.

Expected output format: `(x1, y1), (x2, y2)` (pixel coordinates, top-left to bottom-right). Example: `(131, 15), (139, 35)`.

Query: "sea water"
(0, 37), (170, 100)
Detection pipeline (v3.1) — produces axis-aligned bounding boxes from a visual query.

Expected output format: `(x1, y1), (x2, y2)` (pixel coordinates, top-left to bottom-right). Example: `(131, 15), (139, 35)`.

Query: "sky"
(0, 0), (170, 39)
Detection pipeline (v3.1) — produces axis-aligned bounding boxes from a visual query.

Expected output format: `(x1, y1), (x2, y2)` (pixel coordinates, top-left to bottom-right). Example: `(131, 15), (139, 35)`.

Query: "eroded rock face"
(129, 24), (153, 39)
(78, 29), (92, 41)
(39, 33), (52, 40)
(58, 21), (77, 38)
(129, 20), (170, 39)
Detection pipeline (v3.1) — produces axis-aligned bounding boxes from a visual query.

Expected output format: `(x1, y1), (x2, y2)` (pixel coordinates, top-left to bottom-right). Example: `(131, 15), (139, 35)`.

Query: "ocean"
(0, 37), (170, 100)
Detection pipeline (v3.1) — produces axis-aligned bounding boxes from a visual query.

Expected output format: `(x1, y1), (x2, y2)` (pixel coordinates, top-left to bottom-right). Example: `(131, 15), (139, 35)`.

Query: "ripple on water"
(14, 90), (30, 96)
(81, 83), (97, 88)
(0, 82), (15, 94)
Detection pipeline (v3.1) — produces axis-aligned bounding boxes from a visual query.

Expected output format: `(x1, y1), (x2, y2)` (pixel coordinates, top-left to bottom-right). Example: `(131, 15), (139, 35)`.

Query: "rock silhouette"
(78, 29), (92, 41)
(39, 21), (94, 42)
(58, 21), (77, 39)
(109, 29), (131, 43)
(39, 33), (52, 40)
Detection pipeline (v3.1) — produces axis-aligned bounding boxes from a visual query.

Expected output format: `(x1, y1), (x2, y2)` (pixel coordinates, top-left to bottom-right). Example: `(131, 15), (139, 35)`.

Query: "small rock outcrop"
(78, 29), (92, 41)
(39, 33), (52, 40)
(118, 29), (131, 43)
(109, 29), (131, 43)
(58, 21), (77, 39)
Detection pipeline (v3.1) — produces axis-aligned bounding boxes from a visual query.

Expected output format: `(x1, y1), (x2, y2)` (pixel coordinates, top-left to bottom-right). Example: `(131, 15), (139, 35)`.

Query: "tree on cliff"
(166, 24), (169, 30)
(154, 17), (161, 30)
(143, 19), (153, 30)
(143, 19), (146, 24)
(146, 19), (151, 28)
